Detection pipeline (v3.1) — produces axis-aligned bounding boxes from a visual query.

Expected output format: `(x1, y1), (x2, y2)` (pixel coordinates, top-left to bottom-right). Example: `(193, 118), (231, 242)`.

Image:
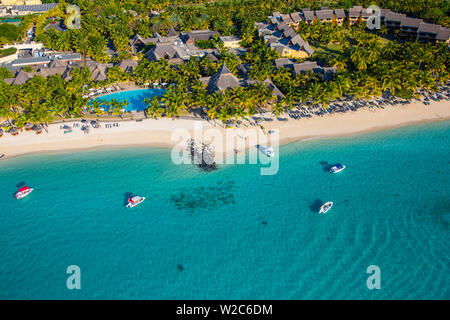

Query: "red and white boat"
(15, 186), (34, 199)
(126, 196), (145, 208)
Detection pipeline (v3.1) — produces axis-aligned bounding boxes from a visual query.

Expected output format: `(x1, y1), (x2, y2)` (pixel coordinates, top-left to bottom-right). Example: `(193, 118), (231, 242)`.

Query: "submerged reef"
(171, 181), (235, 212)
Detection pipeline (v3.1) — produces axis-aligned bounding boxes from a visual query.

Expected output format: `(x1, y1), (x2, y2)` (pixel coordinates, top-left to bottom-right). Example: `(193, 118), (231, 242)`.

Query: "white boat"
(260, 146), (274, 157)
(15, 186), (34, 199)
(126, 196), (145, 208)
(319, 201), (333, 214)
(330, 163), (346, 173)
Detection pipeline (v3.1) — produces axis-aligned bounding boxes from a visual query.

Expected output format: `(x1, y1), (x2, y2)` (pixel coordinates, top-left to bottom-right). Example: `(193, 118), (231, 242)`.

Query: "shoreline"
(0, 99), (449, 160)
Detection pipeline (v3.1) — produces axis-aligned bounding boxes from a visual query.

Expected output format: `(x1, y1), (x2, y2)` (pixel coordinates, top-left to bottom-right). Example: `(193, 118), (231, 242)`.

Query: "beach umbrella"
(33, 125), (43, 134)
(9, 127), (19, 136)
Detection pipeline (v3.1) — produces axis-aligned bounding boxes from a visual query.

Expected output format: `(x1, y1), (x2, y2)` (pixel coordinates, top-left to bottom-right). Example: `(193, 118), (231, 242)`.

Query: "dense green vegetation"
(0, 47), (17, 58)
(0, 73), (88, 129)
(0, 15), (34, 46)
(0, 24), (22, 44)
(0, 0), (449, 128)
(31, 1), (449, 63)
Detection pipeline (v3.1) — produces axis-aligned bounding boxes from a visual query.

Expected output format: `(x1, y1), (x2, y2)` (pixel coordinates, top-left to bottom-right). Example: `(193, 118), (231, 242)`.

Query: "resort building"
(267, 7), (450, 44)
(180, 30), (219, 44)
(360, 8), (372, 23)
(385, 12), (406, 31)
(348, 7), (361, 25)
(36, 60), (71, 80)
(4, 52), (81, 69)
(220, 36), (241, 48)
(315, 9), (334, 23)
(274, 58), (337, 80)
(255, 18), (314, 60)
(400, 17), (424, 38)
(117, 59), (138, 74)
(205, 63), (241, 93)
(302, 9), (315, 24)
(289, 12), (302, 28)
(280, 13), (293, 25)
(334, 9), (346, 25)
(131, 28), (223, 63)
(145, 41), (205, 64)
(417, 23), (450, 43)
(1, 54), (103, 85)
(200, 63), (284, 99)
(3, 69), (33, 85)
(129, 30), (182, 53)
(246, 78), (285, 101)
(379, 9), (392, 24)
(43, 20), (65, 32)
(8, 3), (57, 15)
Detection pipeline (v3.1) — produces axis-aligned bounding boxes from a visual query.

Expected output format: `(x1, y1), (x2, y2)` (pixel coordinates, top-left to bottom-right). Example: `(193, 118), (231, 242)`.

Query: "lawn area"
(308, 28), (392, 60)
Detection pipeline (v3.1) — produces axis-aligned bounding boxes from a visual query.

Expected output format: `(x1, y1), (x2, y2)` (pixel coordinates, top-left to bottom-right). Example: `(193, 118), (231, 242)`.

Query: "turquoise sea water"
(0, 121), (449, 299)
(91, 89), (165, 111)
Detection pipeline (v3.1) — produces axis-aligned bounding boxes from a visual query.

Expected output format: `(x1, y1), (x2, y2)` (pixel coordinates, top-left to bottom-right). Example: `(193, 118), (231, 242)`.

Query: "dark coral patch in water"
(171, 181), (235, 212)
(429, 200), (450, 229)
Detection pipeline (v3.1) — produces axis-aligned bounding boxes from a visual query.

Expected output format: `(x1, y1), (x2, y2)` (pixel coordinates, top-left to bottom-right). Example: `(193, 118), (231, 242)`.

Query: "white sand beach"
(0, 99), (449, 160)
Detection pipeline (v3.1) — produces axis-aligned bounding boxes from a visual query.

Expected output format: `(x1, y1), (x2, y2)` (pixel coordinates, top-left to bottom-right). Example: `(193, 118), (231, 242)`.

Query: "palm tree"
(144, 97), (164, 119)
(271, 102), (285, 117)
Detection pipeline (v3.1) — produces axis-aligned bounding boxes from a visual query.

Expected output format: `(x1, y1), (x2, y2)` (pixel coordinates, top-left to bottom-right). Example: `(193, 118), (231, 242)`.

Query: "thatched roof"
(166, 26), (178, 37)
(263, 78), (285, 100)
(12, 70), (33, 85)
(91, 65), (108, 81)
(207, 63), (241, 93)
(118, 59), (138, 73)
(48, 59), (68, 68)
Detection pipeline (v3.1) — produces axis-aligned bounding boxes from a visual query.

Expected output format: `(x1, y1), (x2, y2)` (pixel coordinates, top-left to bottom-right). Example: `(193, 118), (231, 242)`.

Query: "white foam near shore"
(0, 100), (449, 160)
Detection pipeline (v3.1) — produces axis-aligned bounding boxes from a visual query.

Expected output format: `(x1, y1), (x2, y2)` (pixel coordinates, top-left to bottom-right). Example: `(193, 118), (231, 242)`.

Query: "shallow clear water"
(0, 121), (449, 299)
(91, 88), (165, 111)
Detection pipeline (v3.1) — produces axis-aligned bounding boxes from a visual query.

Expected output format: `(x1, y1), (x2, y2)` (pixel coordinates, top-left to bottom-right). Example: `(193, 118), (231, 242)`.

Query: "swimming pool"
(91, 89), (165, 112)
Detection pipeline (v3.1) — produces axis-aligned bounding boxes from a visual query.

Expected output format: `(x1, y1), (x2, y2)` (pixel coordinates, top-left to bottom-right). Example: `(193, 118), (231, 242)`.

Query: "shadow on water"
(429, 200), (450, 230)
(15, 182), (26, 188)
(124, 192), (133, 206)
(319, 161), (333, 172)
(310, 199), (324, 213)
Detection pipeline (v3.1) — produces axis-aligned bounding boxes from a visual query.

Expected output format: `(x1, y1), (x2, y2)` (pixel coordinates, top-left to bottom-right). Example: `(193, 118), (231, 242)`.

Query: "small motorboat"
(330, 163), (346, 173)
(319, 201), (333, 214)
(126, 195), (146, 208)
(259, 146), (274, 157)
(15, 186), (34, 199)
